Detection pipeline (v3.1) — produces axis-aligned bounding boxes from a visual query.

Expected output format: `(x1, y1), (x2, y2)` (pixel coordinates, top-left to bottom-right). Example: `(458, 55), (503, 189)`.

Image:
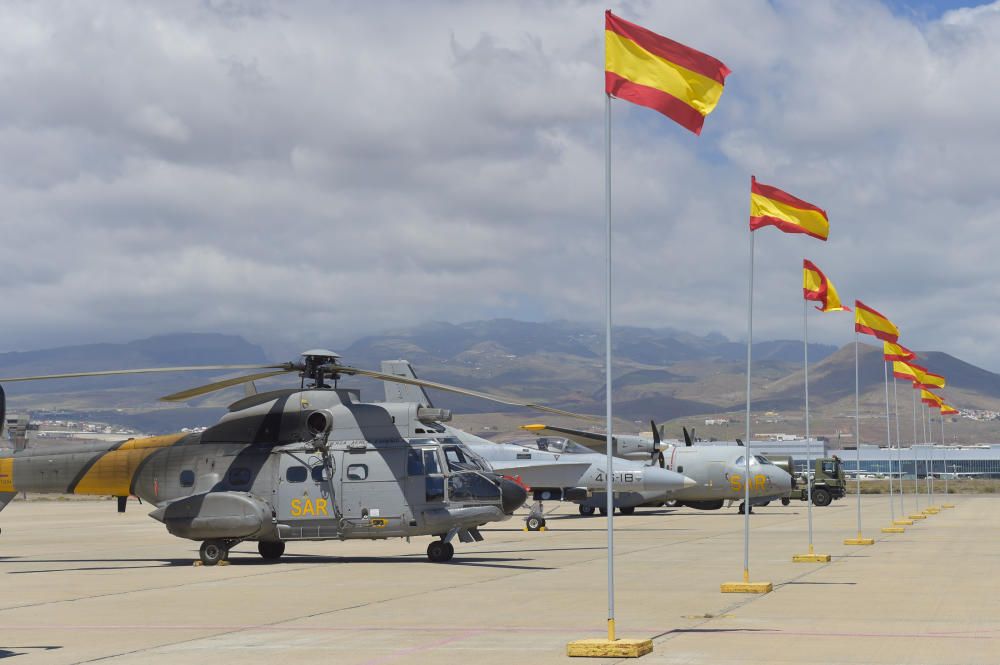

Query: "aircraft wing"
(487, 460), (593, 488)
(520, 423), (610, 454)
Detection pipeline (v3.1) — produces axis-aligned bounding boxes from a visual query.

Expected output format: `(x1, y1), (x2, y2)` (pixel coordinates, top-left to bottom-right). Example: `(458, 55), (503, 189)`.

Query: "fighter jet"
(380, 361), (695, 530)
(520, 424), (792, 514)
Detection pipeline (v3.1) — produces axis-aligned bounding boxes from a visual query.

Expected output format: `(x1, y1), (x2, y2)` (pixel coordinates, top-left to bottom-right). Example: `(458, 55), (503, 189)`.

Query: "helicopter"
(0, 350), (604, 565)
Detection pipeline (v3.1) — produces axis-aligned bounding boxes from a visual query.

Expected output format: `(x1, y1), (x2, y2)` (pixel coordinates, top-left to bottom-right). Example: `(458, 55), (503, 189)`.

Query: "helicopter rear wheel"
(427, 540), (454, 563)
(258, 541), (285, 560)
(579, 505), (596, 516)
(199, 540), (227, 566)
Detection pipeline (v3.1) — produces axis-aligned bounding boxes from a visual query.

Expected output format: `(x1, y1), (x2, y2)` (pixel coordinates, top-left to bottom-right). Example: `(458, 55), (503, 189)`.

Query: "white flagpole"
(853, 332), (863, 538)
(912, 389), (920, 509)
(803, 299), (814, 552)
(603, 92), (616, 642)
(893, 376), (904, 516)
(742, 226), (755, 581)
(884, 360), (895, 523)
(941, 416), (948, 497)
(922, 403), (931, 499)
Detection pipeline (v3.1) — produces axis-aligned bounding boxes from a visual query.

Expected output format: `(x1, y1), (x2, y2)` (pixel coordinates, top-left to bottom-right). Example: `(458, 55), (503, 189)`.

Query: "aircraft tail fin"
(380, 360), (434, 407)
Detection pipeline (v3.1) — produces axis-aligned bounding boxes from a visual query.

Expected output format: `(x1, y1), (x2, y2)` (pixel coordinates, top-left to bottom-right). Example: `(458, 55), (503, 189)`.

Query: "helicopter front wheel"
(199, 539), (228, 566)
(427, 540), (455, 563)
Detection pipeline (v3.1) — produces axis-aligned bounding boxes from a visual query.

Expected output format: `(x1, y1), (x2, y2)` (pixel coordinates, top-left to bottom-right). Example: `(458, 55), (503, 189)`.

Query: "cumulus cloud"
(1, 0), (999, 370)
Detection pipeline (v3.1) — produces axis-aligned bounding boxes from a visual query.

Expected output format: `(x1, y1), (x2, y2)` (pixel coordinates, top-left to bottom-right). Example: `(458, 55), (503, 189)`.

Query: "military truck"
(766, 455), (846, 507)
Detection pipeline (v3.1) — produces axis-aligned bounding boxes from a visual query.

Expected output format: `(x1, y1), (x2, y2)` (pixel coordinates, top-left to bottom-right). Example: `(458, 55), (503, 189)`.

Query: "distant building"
(704, 418), (730, 426)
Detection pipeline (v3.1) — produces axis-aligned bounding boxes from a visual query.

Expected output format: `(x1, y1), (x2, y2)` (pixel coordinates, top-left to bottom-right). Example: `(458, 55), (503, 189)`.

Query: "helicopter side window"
(311, 466), (329, 482)
(228, 467), (251, 487)
(179, 470), (195, 488)
(407, 449), (425, 476)
(423, 449), (441, 474)
(347, 464), (368, 481)
(286, 466), (308, 483)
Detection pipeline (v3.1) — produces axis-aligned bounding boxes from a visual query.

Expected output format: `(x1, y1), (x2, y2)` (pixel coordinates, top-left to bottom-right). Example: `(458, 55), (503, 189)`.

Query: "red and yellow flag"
(854, 301), (899, 343)
(803, 260), (849, 312)
(921, 389), (943, 407)
(916, 368), (946, 390)
(940, 404), (959, 415)
(883, 341), (916, 362)
(750, 177), (830, 241)
(605, 11), (730, 135)
(893, 360), (921, 384)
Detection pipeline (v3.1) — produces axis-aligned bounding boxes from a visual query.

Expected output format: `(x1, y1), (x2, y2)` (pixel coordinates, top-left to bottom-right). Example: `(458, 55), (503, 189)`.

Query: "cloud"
(1, 1), (999, 371)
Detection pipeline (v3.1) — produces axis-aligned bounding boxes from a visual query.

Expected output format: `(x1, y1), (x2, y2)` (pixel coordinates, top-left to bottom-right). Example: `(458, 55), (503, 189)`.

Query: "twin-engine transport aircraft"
(0, 350), (618, 565)
(380, 361), (696, 530)
(521, 424), (792, 514)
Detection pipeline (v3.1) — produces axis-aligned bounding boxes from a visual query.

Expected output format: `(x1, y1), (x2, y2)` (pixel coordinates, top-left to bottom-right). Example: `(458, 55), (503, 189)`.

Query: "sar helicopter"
(0, 350), (602, 565)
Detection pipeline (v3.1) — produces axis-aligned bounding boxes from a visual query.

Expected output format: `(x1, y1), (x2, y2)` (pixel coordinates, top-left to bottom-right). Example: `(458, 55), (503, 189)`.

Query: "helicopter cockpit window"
(407, 449), (425, 476)
(228, 467), (252, 487)
(423, 449), (441, 474)
(286, 466), (308, 483)
(347, 464), (368, 481)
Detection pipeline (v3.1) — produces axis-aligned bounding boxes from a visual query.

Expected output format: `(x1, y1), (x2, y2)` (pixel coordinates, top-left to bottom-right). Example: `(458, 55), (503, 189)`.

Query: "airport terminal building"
(751, 439), (1000, 478)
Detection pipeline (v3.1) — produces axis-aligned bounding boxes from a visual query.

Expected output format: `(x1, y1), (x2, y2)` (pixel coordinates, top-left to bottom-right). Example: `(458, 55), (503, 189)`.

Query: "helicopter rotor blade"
(0, 364), (289, 384)
(159, 369), (295, 402)
(330, 364), (602, 423)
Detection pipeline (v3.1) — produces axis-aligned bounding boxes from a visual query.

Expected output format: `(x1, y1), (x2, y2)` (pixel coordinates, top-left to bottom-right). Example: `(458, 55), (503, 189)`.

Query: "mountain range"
(2, 321), (997, 442)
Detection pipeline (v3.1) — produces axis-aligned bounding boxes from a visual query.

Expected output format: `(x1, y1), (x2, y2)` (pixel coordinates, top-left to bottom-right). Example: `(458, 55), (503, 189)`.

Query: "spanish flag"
(916, 368), (946, 390)
(893, 360), (921, 384)
(803, 260), (849, 312)
(941, 404), (959, 416)
(883, 341), (916, 362)
(854, 300), (899, 343)
(750, 177), (830, 241)
(921, 389), (944, 408)
(605, 11), (730, 135)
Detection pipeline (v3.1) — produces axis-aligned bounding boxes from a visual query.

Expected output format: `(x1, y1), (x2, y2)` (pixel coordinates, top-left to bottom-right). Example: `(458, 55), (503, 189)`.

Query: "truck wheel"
(199, 540), (227, 566)
(579, 505), (596, 516)
(258, 541), (285, 560)
(812, 488), (832, 507)
(781, 498), (791, 506)
(618, 506), (635, 515)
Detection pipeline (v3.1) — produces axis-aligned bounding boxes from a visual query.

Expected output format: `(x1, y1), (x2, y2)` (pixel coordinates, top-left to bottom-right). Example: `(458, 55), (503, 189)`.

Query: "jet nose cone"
(645, 467), (690, 492)
(499, 478), (528, 515)
(774, 469), (793, 492)
(683, 475), (697, 489)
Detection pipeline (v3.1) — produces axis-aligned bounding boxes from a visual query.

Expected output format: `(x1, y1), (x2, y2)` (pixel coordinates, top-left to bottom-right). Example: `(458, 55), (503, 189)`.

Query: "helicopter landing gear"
(199, 539), (228, 566)
(258, 541), (285, 561)
(738, 502), (754, 515)
(579, 505), (596, 516)
(427, 539), (455, 563)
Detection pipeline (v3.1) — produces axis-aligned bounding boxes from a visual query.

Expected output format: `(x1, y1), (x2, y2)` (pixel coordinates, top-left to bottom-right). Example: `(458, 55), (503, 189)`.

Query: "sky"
(2, 0), (1000, 369)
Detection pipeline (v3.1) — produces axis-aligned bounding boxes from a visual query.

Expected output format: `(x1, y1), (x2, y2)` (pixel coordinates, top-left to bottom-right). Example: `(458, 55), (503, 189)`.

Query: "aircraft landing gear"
(579, 505), (596, 516)
(781, 498), (791, 506)
(427, 539), (455, 563)
(738, 502), (754, 515)
(524, 501), (546, 531)
(618, 506), (636, 516)
(199, 539), (228, 566)
(258, 541), (285, 561)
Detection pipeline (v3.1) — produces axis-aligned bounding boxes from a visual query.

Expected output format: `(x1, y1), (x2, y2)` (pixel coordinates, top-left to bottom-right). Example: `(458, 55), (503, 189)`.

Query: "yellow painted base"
(844, 537), (875, 545)
(567, 639), (653, 658)
(720, 581), (773, 593)
(793, 553), (831, 562)
(881, 526), (905, 533)
(894, 519), (914, 525)
(909, 514), (927, 520)
(942, 503), (955, 508)
(522, 526), (548, 532)
(192, 561), (231, 567)
(923, 508), (940, 514)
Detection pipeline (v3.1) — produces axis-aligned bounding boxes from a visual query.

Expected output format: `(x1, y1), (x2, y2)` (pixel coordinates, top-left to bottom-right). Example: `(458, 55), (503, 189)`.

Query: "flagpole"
(603, 91), (616, 643)
(941, 416), (948, 497)
(803, 299), (814, 553)
(854, 332), (863, 538)
(883, 361), (895, 523)
(893, 376), (904, 516)
(912, 389), (920, 509)
(742, 226), (755, 582)
(922, 403), (930, 499)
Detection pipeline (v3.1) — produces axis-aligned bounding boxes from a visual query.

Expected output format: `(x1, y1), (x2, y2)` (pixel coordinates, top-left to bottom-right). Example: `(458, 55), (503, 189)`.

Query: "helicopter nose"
(499, 477), (528, 515)
(644, 466), (693, 493)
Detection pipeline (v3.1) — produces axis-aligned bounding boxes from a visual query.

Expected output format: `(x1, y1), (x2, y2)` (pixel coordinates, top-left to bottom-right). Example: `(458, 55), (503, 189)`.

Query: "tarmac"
(1, 494), (996, 664)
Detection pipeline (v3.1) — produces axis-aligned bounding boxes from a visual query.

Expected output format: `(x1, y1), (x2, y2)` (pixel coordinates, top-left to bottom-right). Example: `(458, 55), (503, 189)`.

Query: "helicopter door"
(275, 452), (337, 540)
(404, 447), (445, 510)
(338, 449), (407, 536)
